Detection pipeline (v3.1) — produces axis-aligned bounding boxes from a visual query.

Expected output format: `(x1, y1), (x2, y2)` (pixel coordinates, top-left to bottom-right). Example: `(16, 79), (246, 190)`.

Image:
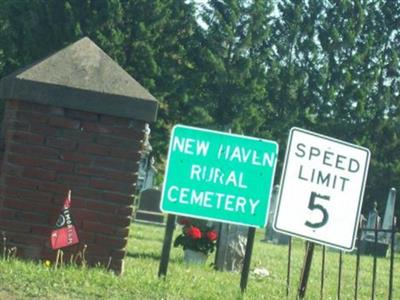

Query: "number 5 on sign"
(273, 128), (370, 251)
(305, 192), (330, 229)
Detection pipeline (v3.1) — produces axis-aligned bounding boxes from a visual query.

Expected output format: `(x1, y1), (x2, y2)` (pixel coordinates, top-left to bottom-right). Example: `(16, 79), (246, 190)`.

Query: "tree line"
(0, 0), (399, 217)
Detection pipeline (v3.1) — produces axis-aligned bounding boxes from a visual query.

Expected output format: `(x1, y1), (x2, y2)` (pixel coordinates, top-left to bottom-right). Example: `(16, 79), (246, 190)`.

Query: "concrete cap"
(0, 37), (158, 122)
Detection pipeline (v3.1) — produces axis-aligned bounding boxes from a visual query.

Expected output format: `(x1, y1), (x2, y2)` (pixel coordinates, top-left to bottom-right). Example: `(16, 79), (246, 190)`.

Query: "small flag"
(51, 190), (79, 250)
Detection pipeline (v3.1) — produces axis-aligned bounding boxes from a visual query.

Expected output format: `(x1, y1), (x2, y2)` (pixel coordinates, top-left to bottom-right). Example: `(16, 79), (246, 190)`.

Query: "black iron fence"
(284, 216), (398, 299)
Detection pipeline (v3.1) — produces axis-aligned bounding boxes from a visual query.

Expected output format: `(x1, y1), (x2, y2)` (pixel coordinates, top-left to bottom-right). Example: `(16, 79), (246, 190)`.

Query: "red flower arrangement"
(174, 218), (218, 255)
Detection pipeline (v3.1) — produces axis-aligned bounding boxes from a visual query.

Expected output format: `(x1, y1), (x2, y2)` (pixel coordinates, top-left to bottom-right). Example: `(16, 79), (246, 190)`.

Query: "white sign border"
(160, 124), (279, 228)
(273, 127), (371, 251)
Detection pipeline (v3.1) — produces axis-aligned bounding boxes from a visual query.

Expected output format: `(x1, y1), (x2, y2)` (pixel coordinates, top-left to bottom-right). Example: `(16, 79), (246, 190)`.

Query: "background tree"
(0, 0), (399, 216)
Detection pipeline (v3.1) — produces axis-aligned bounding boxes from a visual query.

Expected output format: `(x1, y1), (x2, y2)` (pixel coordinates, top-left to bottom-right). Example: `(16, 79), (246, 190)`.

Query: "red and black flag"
(51, 190), (79, 250)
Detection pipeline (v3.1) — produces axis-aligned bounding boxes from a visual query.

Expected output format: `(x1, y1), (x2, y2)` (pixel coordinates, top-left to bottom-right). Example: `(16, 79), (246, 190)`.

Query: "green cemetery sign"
(160, 125), (278, 228)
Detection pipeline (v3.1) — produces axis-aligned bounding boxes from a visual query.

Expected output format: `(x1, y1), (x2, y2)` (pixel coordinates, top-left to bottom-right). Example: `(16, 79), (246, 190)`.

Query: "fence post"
(286, 236), (292, 298)
(158, 214), (176, 278)
(337, 251), (343, 300)
(320, 246), (325, 300)
(388, 216), (396, 300)
(297, 241), (315, 299)
(371, 213), (379, 300)
(240, 227), (256, 293)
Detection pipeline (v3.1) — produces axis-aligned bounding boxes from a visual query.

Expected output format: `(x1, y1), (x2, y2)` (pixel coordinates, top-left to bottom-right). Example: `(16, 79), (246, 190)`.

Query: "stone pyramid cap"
(0, 37), (158, 122)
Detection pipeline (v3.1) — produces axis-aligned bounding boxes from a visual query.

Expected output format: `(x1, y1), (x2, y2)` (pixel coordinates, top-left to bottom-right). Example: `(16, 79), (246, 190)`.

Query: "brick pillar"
(0, 37), (158, 274)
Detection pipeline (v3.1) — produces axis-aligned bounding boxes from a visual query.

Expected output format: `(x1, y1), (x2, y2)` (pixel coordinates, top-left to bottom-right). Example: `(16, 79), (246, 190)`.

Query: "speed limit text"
(295, 143), (361, 192)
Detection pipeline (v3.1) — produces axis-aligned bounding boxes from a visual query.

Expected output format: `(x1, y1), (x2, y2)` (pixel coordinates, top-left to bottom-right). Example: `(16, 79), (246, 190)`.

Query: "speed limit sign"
(273, 127), (370, 251)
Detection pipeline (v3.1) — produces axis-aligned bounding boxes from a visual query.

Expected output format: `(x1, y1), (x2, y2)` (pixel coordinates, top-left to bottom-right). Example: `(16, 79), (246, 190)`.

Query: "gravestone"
(137, 124), (157, 192)
(135, 188), (164, 224)
(359, 188), (397, 257)
(215, 223), (248, 271)
(262, 185), (289, 245)
(361, 202), (381, 242)
(379, 188), (396, 243)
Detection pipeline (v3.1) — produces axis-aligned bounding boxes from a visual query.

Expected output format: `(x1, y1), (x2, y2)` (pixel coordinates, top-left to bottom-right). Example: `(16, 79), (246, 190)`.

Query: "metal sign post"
(159, 124), (279, 290)
(274, 127), (371, 298)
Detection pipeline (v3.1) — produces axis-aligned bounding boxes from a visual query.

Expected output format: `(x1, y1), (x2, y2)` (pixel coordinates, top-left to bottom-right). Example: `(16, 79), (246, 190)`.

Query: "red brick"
(3, 189), (53, 203)
(116, 206), (133, 215)
(77, 232), (96, 243)
(2, 162), (23, 177)
(0, 219), (31, 232)
(56, 174), (90, 186)
(95, 236), (128, 249)
(48, 116), (81, 129)
(114, 227), (130, 238)
(15, 100), (33, 111)
(97, 214), (131, 227)
(74, 188), (104, 201)
(10, 233), (45, 245)
(82, 221), (115, 235)
(78, 142), (109, 155)
(86, 245), (112, 256)
(22, 167), (56, 181)
(59, 152), (92, 164)
(7, 154), (74, 172)
(99, 115), (130, 127)
(109, 147), (141, 160)
(61, 129), (95, 142)
(86, 200), (117, 214)
(46, 137), (77, 151)
(2, 197), (32, 210)
(111, 127), (143, 140)
(8, 143), (59, 159)
(75, 165), (136, 182)
(5, 176), (40, 189)
(7, 99), (20, 109)
(10, 131), (45, 144)
(38, 182), (70, 195)
(33, 105), (64, 115)
(16, 111), (48, 124)
(111, 249), (126, 259)
(0, 208), (17, 219)
(16, 211), (48, 224)
(11, 121), (30, 131)
(102, 192), (133, 205)
(30, 123), (58, 136)
(3, 198), (60, 215)
(65, 109), (99, 122)
(74, 209), (99, 222)
(81, 122), (111, 134)
(90, 178), (133, 194)
(53, 196), (86, 208)
(96, 135), (133, 148)
(93, 157), (135, 172)
(31, 225), (52, 235)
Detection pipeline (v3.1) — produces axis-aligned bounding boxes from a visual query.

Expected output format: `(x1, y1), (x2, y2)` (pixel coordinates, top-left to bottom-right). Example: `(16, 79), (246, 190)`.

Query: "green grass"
(0, 223), (398, 299)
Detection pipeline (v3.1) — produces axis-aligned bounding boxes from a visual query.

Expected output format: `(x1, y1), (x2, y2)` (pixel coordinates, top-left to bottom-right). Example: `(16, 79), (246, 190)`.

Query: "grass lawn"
(0, 222), (398, 299)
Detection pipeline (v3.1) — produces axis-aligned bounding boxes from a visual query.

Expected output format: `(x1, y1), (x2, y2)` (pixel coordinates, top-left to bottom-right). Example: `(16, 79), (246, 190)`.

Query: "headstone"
(262, 185), (289, 244)
(379, 188), (396, 244)
(359, 187), (397, 257)
(215, 223), (248, 271)
(137, 124), (157, 192)
(135, 188), (164, 224)
(395, 230), (400, 253)
(361, 202), (381, 242)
